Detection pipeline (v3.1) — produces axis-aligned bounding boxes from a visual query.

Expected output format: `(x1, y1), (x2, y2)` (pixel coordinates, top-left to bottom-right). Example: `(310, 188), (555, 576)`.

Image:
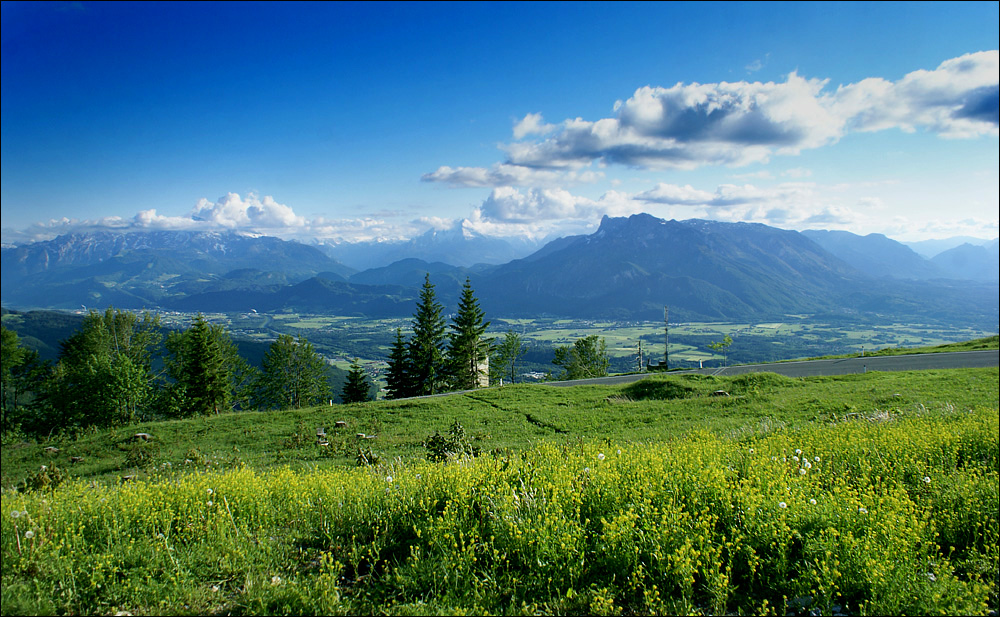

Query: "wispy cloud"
(637, 182), (815, 207)
(745, 52), (770, 74)
(421, 163), (602, 188)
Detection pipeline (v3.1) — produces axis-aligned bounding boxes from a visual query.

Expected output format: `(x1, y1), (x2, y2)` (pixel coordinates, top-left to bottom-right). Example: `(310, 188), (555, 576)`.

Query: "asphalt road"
(545, 349), (1000, 388)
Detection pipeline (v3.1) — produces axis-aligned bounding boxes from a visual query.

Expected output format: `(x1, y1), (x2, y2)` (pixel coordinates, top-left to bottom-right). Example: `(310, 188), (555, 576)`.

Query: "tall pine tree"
(408, 274), (447, 396)
(342, 358), (372, 403)
(165, 314), (253, 416)
(447, 278), (491, 390)
(385, 328), (413, 400)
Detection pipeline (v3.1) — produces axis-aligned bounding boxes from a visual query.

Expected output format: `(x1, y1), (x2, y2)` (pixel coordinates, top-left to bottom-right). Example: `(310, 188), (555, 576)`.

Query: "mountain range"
(2, 216), (996, 326)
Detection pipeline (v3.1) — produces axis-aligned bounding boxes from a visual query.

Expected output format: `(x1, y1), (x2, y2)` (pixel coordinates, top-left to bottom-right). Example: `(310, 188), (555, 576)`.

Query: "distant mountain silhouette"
(1, 231), (353, 309)
(1, 219), (995, 328)
(802, 229), (947, 280)
(931, 240), (1000, 281)
(476, 214), (862, 320)
(317, 221), (541, 270)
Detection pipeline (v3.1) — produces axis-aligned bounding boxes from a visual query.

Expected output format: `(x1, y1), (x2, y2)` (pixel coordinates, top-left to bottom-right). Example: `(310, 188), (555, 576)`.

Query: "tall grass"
(3, 404), (997, 615)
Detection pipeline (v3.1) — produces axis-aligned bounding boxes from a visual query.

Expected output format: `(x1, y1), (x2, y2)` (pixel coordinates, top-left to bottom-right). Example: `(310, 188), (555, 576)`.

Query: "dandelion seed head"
(804, 461), (812, 469)
(748, 448), (754, 454)
(795, 449), (802, 456)
(598, 453), (605, 461)
(24, 530), (34, 539)
(779, 501), (788, 509)
(923, 476), (931, 484)
(207, 488), (213, 495)
(859, 507), (868, 514)
(386, 476), (393, 483)
(616, 449), (622, 455)
(792, 456), (800, 462)
(809, 499), (817, 505)
(271, 575), (281, 585)
(814, 456), (821, 462)
(207, 501), (213, 507)
(10, 511), (19, 519)
(799, 468), (807, 475)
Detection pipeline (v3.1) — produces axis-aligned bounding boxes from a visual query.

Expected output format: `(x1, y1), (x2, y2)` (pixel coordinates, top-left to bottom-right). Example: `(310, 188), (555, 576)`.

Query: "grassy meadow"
(2, 367), (998, 615)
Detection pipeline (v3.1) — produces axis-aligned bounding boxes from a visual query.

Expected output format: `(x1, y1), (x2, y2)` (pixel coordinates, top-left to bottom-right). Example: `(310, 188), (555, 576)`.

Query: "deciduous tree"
(492, 329), (526, 385)
(708, 334), (734, 367)
(552, 334), (610, 380)
(38, 308), (161, 429)
(257, 334), (330, 410)
(1, 326), (45, 434)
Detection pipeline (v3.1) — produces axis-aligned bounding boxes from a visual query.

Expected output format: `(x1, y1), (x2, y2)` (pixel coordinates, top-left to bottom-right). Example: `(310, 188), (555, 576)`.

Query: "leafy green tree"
(492, 329), (526, 385)
(408, 275), (447, 396)
(257, 335), (330, 410)
(447, 279), (491, 390)
(708, 334), (734, 367)
(385, 328), (414, 400)
(165, 314), (254, 416)
(552, 334), (610, 380)
(342, 359), (372, 403)
(1, 325), (45, 434)
(37, 308), (161, 430)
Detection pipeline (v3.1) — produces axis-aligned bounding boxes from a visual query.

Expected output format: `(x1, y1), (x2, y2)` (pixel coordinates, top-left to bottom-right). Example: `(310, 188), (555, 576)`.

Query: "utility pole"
(663, 306), (669, 371)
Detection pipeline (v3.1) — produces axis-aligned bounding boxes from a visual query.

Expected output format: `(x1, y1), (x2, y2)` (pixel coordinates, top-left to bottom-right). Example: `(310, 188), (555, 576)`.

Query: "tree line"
(1, 310), (373, 437)
(2, 275), (614, 435)
(385, 276), (493, 398)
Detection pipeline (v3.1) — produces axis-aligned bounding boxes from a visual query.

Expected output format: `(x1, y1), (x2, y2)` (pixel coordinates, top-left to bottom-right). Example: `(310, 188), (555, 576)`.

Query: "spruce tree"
(342, 358), (372, 403)
(447, 278), (491, 390)
(385, 328), (413, 399)
(165, 314), (253, 416)
(408, 274), (447, 396)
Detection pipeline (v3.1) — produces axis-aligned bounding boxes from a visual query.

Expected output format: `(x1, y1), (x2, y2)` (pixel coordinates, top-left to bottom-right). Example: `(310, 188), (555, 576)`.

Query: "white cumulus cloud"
(513, 112), (557, 139)
(493, 51), (998, 171)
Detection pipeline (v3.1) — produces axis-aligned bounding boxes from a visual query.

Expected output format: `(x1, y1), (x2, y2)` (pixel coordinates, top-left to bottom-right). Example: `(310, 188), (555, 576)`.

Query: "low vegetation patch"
(2, 405), (997, 615)
(2, 367), (998, 614)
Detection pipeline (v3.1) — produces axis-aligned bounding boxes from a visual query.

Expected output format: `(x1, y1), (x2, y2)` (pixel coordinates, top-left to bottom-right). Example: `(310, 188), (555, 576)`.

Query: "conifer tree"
(408, 274), (447, 396)
(385, 328), (413, 400)
(342, 358), (372, 403)
(165, 314), (253, 416)
(447, 278), (491, 390)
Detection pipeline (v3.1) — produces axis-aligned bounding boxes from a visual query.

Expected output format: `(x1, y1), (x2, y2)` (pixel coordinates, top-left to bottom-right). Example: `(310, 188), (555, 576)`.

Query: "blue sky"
(2, 1), (998, 245)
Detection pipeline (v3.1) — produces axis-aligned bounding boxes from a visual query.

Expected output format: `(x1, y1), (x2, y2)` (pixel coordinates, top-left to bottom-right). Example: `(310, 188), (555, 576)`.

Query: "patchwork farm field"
(2, 368), (998, 615)
(149, 310), (998, 380)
